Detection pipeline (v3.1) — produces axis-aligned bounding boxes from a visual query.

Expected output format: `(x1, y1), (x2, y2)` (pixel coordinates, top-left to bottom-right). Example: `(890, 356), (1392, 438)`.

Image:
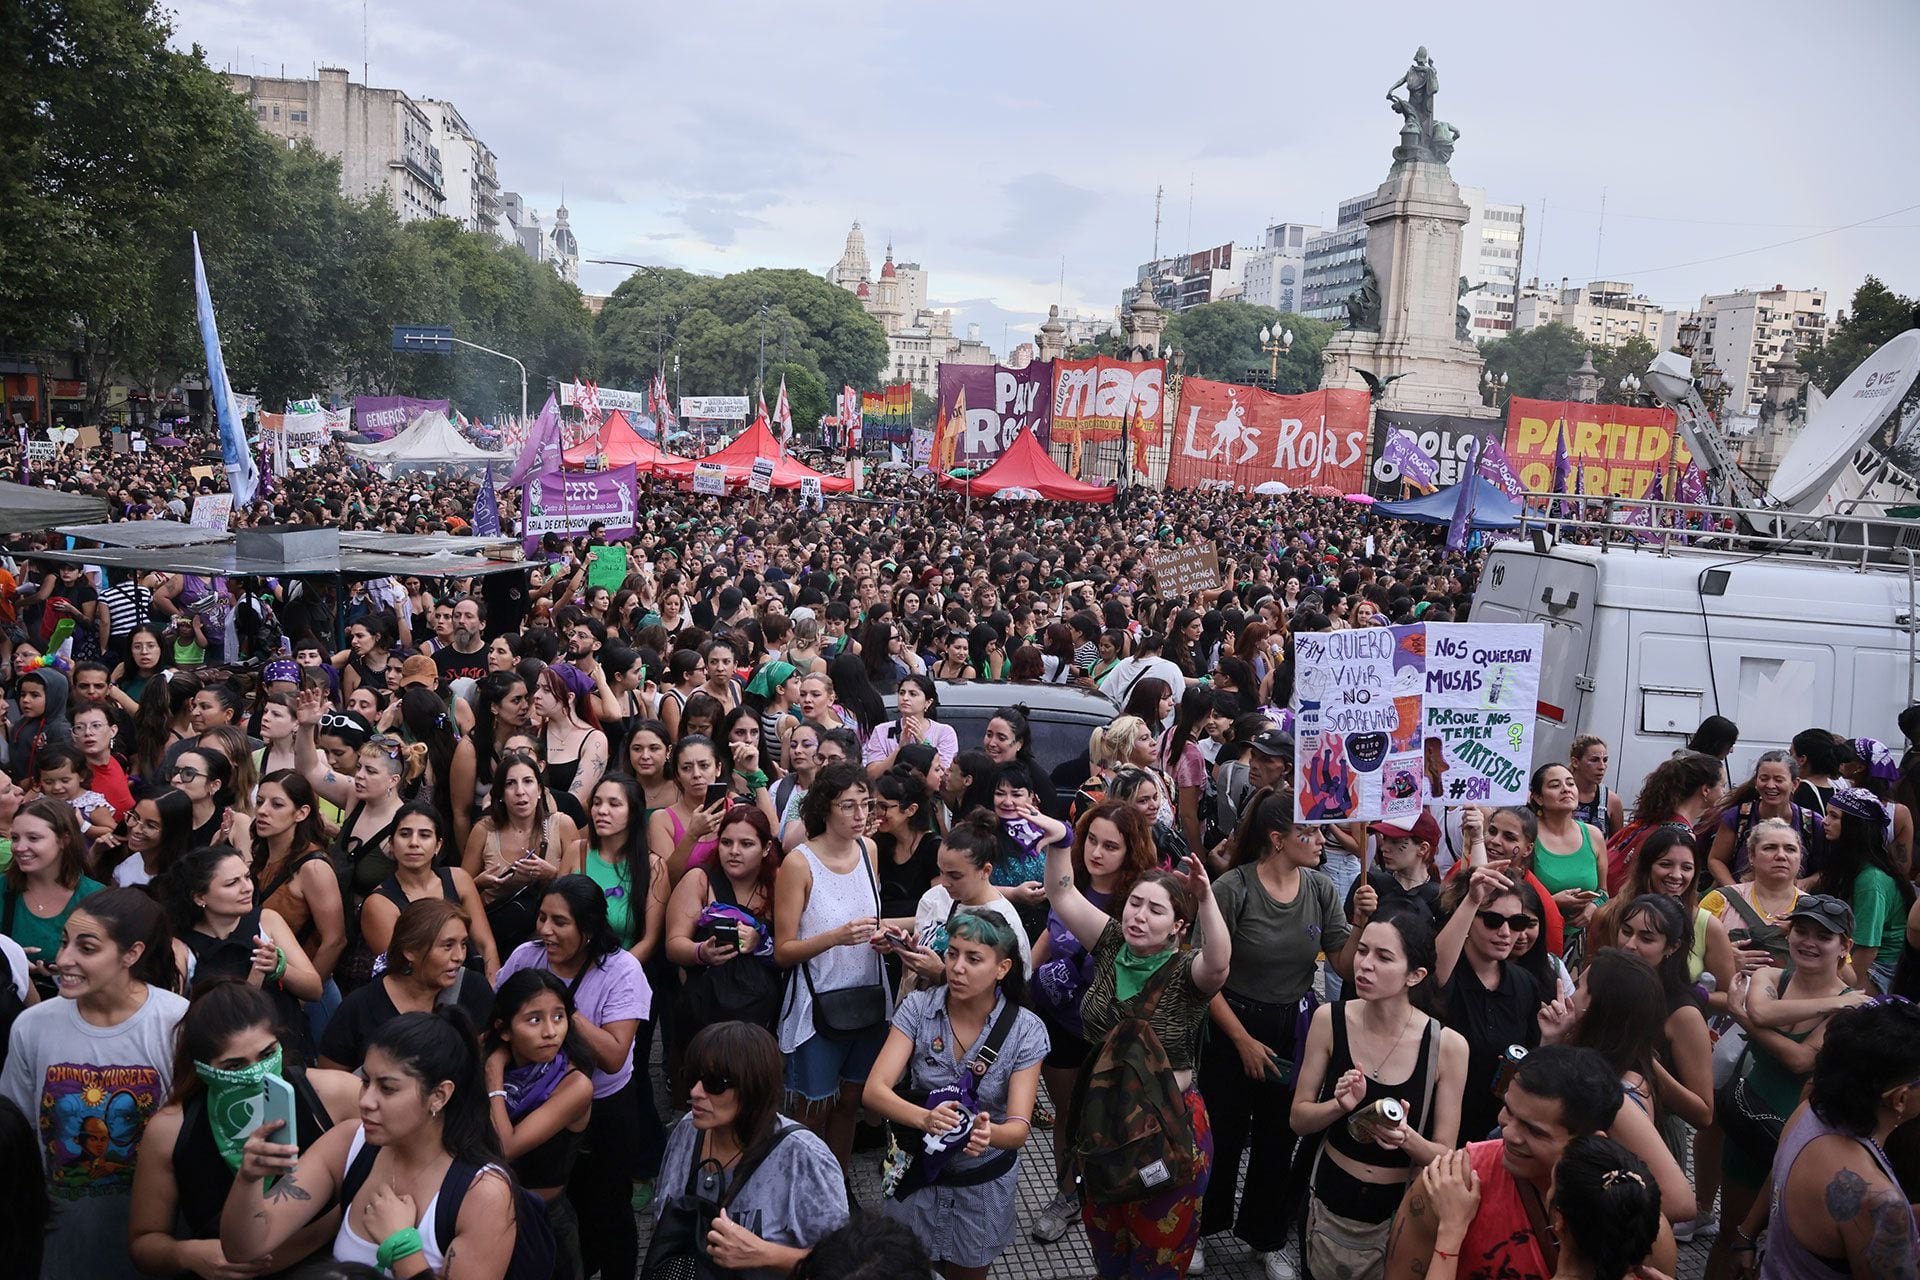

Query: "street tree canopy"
(1799, 276), (1919, 394)
(1160, 303), (1331, 394)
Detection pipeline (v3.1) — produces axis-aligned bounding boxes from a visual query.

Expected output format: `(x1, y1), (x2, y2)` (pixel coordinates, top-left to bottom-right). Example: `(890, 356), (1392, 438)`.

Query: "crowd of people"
(0, 434), (1916, 1280)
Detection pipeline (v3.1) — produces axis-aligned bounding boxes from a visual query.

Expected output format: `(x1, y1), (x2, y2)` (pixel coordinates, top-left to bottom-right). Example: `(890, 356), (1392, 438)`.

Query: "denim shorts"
(785, 1026), (888, 1100)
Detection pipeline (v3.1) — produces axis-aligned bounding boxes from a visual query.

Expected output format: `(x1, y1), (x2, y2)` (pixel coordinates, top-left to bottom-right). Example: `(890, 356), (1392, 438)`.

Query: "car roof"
(888, 678), (1118, 719)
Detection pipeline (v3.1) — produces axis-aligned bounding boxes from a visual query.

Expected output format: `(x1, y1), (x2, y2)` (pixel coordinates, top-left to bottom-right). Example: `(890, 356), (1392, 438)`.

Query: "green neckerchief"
(1113, 942), (1177, 1004)
(194, 1045), (284, 1171)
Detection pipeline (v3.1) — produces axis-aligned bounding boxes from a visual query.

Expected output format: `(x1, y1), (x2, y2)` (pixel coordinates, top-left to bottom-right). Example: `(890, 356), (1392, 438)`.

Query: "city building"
(1514, 278), (1670, 348)
(418, 99), (499, 233)
(1458, 187), (1524, 335)
(1300, 195), (1371, 322)
(225, 67), (445, 222)
(1237, 222), (1321, 313)
(824, 221), (996, 396)
(1120, 243), (1240, 315)
(549, 201), (579, 286)
(1691, 285), (1831, 415)
(1057, 306), (1118, 348)
(498, 192), (547, 263)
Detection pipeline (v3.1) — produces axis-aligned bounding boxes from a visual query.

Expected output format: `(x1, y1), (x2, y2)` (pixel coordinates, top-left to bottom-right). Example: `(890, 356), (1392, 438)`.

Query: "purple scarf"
(503, 1051), (572, 1120)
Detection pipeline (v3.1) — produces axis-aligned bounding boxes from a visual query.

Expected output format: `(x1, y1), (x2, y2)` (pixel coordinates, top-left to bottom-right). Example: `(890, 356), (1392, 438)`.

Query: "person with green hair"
(864, 906), (1050, 1279)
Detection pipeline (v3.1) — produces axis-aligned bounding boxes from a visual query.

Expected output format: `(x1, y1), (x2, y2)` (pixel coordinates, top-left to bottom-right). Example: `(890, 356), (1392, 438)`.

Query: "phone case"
(257, 1074), (297, 1189)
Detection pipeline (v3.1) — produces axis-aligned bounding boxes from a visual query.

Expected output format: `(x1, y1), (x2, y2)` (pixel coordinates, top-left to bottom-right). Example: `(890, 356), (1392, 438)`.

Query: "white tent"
(343, 411), (513, 466)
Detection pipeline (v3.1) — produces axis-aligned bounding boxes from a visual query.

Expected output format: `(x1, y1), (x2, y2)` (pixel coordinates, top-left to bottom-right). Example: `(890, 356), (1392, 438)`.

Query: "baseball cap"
(397, 655), (438, 689)
(1248, 729), (1295, 759)
(1784, 894), (1854, 938)
(1370, 812), (1441, 848)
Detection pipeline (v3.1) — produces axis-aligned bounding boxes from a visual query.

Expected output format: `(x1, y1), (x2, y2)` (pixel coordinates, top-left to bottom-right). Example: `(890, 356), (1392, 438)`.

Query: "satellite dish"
(1767, 329), (1920, 511)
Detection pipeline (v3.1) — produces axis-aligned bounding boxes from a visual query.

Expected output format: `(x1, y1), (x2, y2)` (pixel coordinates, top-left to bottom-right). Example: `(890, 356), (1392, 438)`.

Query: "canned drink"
(1347, 1096), (1406, 1144)
(1492, 1044), (1529, 1100)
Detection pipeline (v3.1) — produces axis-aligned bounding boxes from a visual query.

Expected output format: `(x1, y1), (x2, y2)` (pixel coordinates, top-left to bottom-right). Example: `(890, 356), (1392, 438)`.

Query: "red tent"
(561, 411), (675, 474)
(657, 418), (853, 491)
(937, 429), (1115, 503)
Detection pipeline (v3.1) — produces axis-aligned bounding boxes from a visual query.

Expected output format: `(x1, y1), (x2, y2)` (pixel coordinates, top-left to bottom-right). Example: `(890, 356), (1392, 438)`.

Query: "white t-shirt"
(1097, 654), (1186, 704)
(912, 886), (1032, 976)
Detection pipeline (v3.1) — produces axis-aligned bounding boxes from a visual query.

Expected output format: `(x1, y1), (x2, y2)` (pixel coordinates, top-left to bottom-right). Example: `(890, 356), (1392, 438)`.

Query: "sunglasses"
(319, 712), (362, 733)
(170, 766), (206, 782)
(695, 1072), (735, 1096)
(1476, 911), (1537, 932)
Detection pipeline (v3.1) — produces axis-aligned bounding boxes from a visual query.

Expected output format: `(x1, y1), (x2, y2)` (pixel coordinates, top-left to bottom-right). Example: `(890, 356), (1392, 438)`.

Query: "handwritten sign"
(1421, 623), (1544, 807)
(748, 456), (775, 494)
(1146, 542), (1221, 599)
(692, 462), (728, 496)
(799, 476), (823, 511)
(1293, 625), (1425, 824)
(189, 494), (233, 531)
(25, 440), (55, 463)
(586, 544), (628, 592)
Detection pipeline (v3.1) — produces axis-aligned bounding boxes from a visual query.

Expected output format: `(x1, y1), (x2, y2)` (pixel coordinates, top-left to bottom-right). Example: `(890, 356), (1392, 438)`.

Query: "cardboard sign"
(799, 476), (823, 511)
(75, 425), (100, 450)
(189, 494), (233, 531)
(692, 462), (728, 496)
(586, 544), (628, 592)
(748, 456), (776, 494)
(1147, 542), (1221, 599)
(191, 465), (219, 482)
(1421, 623), (1544, 807)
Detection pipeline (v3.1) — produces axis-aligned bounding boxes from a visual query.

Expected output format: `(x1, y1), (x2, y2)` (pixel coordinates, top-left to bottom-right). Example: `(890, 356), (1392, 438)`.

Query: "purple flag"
(1551, 424), (1572, 496)
(1447, 439), (1478, 551)
(1625, 466), (1665, 528)
(505, 394), (562, 489)
(1476, 437), (1525, 498)
(1382, 429), (1439, 489)
(472, 465), (501, 537)
(1676, 461), (1708, 506)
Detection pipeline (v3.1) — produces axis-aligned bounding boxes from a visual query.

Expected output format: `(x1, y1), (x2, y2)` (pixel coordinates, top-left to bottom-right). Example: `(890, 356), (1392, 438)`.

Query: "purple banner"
(353, 395), (449, 439)
(937, 362), (1053, 466)
(520, 464), (637, 550)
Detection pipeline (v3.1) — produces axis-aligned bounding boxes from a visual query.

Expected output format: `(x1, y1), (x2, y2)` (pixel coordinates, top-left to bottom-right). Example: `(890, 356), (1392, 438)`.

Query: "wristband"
(269, 948), (287, 982)
(488, 1089), (509, 1102)
(375, 1227), (425, 1271)
(742, 768), (768, 793)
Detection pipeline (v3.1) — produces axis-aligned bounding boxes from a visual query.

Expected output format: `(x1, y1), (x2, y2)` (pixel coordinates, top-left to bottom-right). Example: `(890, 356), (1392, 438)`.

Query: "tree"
(1799, 276), (1918, 393)
(1478, 323), (1591, 399)
(596, 267), (887, 406)
(1066, 332), (1121, 360)
(1160, 302), (1332, 393)
(761, 361), (827, 435)
(1593, 336), (1658, 406)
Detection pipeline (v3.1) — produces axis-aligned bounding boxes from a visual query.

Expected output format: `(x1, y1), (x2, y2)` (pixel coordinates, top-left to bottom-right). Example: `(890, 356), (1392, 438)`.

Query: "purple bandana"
(504, 1051), (572, 1120)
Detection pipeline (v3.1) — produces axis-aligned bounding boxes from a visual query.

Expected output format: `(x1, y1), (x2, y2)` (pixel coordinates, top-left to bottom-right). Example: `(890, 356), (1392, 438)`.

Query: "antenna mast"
(1152, 185), (1163, 261)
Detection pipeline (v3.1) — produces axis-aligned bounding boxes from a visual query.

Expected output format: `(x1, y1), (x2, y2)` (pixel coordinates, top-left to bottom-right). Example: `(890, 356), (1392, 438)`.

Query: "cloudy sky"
(172, 0), (1920, 363)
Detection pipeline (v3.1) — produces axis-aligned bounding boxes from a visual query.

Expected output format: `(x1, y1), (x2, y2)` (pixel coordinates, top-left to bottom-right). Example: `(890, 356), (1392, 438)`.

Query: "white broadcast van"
(1469, 519), (1920, 797)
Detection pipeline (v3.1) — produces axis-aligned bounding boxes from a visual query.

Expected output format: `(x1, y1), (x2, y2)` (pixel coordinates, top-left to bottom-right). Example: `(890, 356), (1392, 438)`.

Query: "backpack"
(340, 1132), (557, 1280)
(0, 947), (24, 1073)
(1069, 955), (1198, 1203)
(677, 864), (783, 1032)
(642, 1123), (798, 1279)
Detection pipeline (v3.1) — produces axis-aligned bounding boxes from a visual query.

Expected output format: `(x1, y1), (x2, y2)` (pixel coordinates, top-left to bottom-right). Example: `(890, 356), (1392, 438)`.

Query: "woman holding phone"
(647, 735), (728, 881)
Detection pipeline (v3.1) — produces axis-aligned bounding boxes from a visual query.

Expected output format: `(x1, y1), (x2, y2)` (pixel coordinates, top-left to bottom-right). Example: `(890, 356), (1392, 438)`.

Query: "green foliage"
(762, 361), (827, 434)
(1799, 276), (1918, 394)
(0, 0), (593, 419)
(911, 389), (938, 426)
(1159, 303), (1331, 393)
(1066, 333), (1122, 359)
(596, 267), (887, 405)
(1592, 336), (1658, 405)
(1478, 323), (1591, 399)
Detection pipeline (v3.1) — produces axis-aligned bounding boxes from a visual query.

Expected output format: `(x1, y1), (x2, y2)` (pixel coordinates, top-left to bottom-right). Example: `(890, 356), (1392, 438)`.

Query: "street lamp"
(1619, 373), (1642, 405)
(1483, 368), (1510, 408)
(586, 259), (668, 276)
(1259, 325), (1295, 382)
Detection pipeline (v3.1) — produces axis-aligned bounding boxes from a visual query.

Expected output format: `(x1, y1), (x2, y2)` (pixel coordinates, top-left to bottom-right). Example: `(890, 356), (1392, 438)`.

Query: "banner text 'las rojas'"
(1504, 397), (1690, 498)
(1165, 381), (1371, 492)
(938, 362), (1053, 466)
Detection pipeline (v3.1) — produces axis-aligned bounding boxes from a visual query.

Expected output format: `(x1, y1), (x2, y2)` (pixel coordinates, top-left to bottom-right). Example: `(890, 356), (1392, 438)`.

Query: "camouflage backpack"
(1070, 957), (1198, 1203)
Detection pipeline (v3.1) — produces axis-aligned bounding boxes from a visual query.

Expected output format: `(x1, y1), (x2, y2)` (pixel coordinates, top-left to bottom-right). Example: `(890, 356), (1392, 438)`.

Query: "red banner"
(1164, 380), (1371, 492)
(1052, 358), (1164, 442)
(1503, 397), (1691, 498)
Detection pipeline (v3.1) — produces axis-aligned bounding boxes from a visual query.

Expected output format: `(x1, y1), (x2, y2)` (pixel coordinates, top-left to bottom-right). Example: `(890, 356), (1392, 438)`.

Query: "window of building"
(290, 110), (307, 122)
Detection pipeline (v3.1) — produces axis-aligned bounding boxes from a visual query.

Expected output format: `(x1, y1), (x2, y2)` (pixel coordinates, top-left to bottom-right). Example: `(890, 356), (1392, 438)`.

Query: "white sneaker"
(1260, 1248), (1299, 1280)
(1188, 1240), (1207, 1272)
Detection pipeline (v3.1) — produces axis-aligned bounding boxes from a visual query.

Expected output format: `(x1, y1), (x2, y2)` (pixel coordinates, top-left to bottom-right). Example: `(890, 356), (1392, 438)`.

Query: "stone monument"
(1321, 48), (1494, 418)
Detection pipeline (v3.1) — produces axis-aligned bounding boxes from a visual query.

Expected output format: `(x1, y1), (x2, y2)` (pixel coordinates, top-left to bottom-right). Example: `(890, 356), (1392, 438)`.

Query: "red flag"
(1130, 400), (1150, 479)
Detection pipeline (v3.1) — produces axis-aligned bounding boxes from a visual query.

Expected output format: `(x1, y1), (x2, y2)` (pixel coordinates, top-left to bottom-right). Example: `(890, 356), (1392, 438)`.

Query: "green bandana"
(1113, 942), (1177, 1004)
(194, 1045), (284, 1171)
(746, 660), (798, 699)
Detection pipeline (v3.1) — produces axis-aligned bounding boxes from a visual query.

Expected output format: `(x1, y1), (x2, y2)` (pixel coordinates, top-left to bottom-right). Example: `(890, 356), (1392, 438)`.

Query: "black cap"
(1784, 894), (1854, 937)
(1248, 729), (1295, 758)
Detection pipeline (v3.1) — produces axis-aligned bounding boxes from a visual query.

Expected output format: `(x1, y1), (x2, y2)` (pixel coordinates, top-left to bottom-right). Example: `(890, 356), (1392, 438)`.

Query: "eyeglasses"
(1476, 911), (1537, 932)
(170, 767), (206, 782)
(694, 1072), (735, 1095)
(833, 798), (876, 814)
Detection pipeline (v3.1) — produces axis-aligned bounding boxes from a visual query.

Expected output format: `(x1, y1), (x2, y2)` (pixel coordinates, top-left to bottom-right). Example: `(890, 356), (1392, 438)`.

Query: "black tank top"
(183, 908), (267, 985)
(511, 1069), (590, 1188)
(174, 1067), (330, 1239)
(374, 867), (461, 909)
(1324, 1001), (1438, 1170)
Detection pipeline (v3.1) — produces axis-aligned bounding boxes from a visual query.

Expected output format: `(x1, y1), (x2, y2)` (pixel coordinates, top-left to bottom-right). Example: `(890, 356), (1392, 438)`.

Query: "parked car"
(883, 678), (1117, 794)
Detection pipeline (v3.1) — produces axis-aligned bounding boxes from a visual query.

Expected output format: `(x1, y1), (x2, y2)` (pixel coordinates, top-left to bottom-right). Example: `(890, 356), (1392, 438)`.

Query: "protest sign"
(586, 544), (629, 592)
(748, 456), (776, 493)
(520, 464), (638, 550)
(1293, 626), (1426, 825)
(190, 465), (218, 482)
(25, 440), (54, 463)
(1146, 542), (1221, 599)
(693, 462), (729, 496)
(1166, 381), (1371, 493)
(189, 494), (233, 530)
(937, 362), (1054, 466)
(681, 396), (749, 420)
(799, 476), (823, 510)
(131, 437), (147, 454)
(1421, 623), (1544, 807)
(75, 426), (100, 450)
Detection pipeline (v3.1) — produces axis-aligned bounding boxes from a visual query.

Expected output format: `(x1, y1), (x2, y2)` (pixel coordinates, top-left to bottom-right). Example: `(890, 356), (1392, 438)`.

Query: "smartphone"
(704, 782), (731, 809)
(712, 921), (740, 951)
(258, 1073), (297, 1190)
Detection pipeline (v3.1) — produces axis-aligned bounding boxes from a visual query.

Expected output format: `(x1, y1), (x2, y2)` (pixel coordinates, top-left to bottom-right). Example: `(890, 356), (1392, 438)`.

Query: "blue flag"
(1447, 438), (1478, 552)
(472, 465), (501, 537)
(191, 231), (258, 506)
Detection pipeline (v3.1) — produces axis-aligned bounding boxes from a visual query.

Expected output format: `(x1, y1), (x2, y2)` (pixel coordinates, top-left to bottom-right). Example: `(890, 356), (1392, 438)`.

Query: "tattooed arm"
(1384, 1181), (1440, 1280)
(1829, 1163), (1918, 1280)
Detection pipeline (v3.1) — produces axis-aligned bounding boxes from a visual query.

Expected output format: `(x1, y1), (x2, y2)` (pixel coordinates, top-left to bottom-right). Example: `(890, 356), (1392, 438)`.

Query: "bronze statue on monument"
(1387, 47), (1460, 165)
